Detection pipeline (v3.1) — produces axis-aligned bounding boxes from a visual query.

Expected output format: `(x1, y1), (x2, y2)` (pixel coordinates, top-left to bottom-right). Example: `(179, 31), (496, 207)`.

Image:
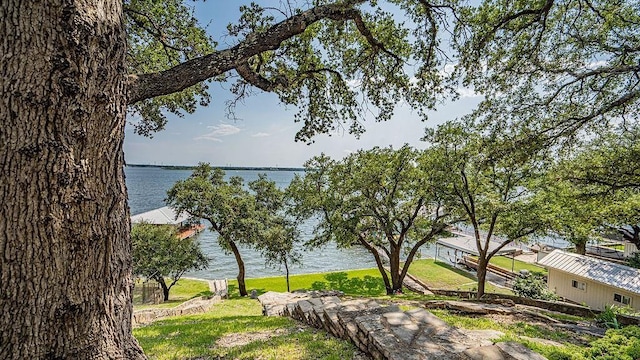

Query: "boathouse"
(538, 249), (640, 311)
(131, 206), (203, 239)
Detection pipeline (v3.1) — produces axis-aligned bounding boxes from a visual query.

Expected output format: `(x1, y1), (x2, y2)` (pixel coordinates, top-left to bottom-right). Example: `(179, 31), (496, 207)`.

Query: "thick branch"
(128, 1), (367, 103)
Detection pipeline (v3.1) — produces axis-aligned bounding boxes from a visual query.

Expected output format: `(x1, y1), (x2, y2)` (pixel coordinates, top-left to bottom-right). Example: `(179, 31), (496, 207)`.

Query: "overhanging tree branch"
(128, 1), (387, 103)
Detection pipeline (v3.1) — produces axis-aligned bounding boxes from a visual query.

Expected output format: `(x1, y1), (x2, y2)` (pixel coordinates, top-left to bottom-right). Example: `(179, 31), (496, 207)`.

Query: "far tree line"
(138, 120), (638, 300)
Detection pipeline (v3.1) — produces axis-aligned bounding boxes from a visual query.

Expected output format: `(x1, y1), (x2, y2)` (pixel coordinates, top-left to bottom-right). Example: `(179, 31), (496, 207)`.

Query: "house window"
(571, 280), (586, 291)
(613, 293), (632, 305)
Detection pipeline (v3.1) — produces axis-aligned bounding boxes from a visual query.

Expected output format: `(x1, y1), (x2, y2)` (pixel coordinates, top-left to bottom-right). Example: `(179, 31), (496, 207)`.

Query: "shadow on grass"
(134, 312), (294, 358)
(227, 284), (268, 299)
(311, 272), (386, 296)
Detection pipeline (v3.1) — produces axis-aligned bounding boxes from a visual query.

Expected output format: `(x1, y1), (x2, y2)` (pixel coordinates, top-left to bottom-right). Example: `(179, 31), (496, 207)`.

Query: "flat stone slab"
(257, 293), (546, 360)
(496, 342), (548, 360)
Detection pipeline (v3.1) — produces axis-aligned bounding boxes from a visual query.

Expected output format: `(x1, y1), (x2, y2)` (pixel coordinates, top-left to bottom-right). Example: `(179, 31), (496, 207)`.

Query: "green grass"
(133, 298), (356, 360)
(430, 308), (595, 359)
(228, 268), (388, 298)
(484, 256), (547, 274)
(133, 278), (210, 309)
(407, 259), (513, 294)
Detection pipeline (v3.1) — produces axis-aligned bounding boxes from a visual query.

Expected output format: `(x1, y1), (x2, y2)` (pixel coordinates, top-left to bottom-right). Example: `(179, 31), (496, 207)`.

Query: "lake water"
(125, 166), (387, 280)
(125, 166), (568, 280)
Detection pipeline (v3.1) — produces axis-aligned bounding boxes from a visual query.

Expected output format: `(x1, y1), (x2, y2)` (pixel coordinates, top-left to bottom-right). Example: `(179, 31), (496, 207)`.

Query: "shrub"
(512, 272), (558, 300)
(585, 326), (640, 360)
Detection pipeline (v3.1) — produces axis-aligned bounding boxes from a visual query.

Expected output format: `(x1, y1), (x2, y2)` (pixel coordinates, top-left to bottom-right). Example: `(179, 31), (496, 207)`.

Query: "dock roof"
(436, 236), (518, 257)
(131, 206), (189, 225)
(539, 250), (640, 295)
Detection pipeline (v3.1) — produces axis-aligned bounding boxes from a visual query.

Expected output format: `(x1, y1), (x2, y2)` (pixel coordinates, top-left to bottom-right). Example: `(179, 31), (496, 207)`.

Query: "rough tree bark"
(1, 0), (399, 357)
(1, 1), (145, 358)
(389, 243), (403, 294)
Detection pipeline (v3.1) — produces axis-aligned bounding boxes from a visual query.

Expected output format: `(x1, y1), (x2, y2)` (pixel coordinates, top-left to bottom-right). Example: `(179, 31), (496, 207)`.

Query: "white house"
(538, 250), (640, 311)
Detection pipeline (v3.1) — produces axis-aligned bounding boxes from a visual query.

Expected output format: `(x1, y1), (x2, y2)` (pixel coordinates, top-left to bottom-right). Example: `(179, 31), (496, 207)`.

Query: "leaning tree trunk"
(156, 277), (171, 301)
(228, 240), (248, 296)
(1, 1), (145, 358)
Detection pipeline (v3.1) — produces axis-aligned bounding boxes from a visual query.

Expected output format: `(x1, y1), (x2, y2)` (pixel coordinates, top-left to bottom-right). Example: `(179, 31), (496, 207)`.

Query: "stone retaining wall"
(430, 290), (640, 326)
(132, 295), (221, 327)
(258, 291), (548, 360)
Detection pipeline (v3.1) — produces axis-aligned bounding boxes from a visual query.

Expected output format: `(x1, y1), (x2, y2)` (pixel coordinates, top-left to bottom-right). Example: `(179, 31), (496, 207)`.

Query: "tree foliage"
(424, 121), (549, 297)
(167, 165), (301, 296)
(455, 0), (640, 143)
(251, 174), (302, 292)
(289, 145), (449, 294)
(131, 222), (209, 301)
(166, 164), (260, 296)
(125, 0), (460, 142)
(537, 171), (603, 255)
(551, 126), (640, 248)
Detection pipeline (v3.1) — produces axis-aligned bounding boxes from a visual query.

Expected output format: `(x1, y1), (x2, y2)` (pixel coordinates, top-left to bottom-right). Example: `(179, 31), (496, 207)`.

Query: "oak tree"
(455, 0), (640, 143)
(424, 122), (549, 298)
(166, 164), (261, 297)
(1, 1), (454, 357)
(553, 127), (640, 249)
(131, 223), (209, 301)
(289, 146), (450, 295)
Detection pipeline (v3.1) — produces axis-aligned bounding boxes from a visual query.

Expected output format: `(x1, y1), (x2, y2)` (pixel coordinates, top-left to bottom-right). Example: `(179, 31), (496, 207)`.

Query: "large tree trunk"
(1, 1), (144, 358)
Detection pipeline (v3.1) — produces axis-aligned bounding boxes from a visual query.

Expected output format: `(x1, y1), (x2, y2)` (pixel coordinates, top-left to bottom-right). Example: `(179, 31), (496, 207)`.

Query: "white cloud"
(457, 87), (481, 98)
(195, 123), (241, 142)
(252, 132), (270, 137)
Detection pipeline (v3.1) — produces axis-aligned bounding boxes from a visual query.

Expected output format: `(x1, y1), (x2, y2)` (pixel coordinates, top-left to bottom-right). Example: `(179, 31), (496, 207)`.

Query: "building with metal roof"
(538, 249), (640, 311)
(131, 206), (190, 226)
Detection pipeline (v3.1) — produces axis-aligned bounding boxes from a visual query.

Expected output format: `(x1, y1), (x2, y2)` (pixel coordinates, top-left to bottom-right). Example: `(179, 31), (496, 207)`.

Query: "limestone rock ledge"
(258, 291), (547, 360)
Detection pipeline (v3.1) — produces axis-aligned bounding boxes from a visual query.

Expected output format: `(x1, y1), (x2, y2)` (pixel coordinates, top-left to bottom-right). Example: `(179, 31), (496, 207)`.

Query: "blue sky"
(123, 1), (482, 167)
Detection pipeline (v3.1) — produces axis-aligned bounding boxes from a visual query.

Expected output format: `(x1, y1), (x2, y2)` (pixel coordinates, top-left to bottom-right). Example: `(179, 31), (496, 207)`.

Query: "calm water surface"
(125, 166), (382, 280)
(125, 166), (568, 280)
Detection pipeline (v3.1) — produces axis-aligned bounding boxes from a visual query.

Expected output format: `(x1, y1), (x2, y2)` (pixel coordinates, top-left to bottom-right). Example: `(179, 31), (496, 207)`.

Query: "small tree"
(537, 175), (602, 255)
(289, 145), (450, 295)
(249, 175), (301, 292)
(131, 223), (209, 301)
(262, 224), (302, 292)
(167, 164), (294, 297)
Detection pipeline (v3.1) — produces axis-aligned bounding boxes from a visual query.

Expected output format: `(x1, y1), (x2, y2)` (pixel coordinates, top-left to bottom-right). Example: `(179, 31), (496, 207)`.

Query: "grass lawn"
(429, 309), (589, 359)
(485, 256), (547, 274)
(228, 268), (388, 298)
(133, 298), (356, 360)
(133, 278), (210, 310)
(408, 259), (512, 294)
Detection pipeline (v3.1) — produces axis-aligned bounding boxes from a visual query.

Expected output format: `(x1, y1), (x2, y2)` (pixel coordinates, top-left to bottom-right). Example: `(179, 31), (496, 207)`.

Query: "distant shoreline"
(126, 163), (306, 172)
